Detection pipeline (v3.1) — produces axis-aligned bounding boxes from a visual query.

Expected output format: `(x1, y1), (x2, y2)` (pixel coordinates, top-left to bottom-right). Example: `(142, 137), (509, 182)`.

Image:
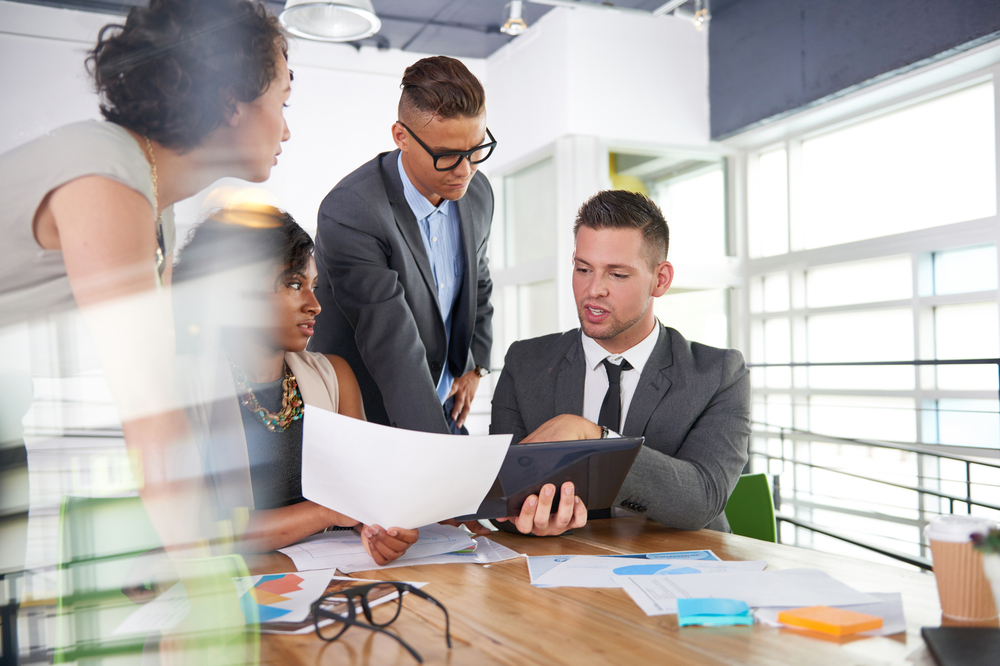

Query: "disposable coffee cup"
(924, 515), (998, 621)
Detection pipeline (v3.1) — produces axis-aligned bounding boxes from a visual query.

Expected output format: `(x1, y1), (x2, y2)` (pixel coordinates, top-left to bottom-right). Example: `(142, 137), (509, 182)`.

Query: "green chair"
(56, 495), (259, 665)
(724, 473), (777, 543)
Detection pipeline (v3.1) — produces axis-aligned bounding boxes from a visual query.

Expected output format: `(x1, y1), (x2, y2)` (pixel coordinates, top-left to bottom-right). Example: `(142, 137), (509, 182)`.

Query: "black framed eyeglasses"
(397, 121), (497, 171)
(311, 581), (451, 663)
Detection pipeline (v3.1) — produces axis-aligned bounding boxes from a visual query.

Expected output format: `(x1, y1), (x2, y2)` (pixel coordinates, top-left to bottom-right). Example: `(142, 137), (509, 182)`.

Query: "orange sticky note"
(776, 606), (883, 636)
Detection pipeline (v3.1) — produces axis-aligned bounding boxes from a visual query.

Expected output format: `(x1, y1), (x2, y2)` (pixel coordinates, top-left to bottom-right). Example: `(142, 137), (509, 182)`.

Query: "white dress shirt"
(581, 322), (660, 432)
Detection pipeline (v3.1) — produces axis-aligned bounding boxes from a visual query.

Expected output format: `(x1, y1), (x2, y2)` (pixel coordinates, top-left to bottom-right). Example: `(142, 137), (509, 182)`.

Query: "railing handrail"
(747, 358), (1000, 367)
(751, 450), (1000, 513)
(751, 421), (1000, 468)
(776, 513), (932, 571)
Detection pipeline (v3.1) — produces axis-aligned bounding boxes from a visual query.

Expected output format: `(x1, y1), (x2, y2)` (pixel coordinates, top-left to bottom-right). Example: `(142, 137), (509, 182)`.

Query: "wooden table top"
(250, 517), (958, 666)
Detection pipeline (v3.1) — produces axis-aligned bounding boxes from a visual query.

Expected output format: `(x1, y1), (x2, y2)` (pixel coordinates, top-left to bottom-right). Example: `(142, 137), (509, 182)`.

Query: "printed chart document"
(255, 577), (428, 635)
(301, 405), (512, 528)
(232, 570), (336, 623)
(527, 550), (722, 586)
(532, 556), (766, 589)
(617, 569), (878, 615)
(279, 523), (476, 572)
(755, 592), (907, 636)
(338, 536), (522, 574)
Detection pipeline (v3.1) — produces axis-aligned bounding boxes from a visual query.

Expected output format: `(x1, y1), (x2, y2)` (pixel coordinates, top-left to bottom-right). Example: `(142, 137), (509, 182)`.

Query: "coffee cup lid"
(924, 515), (997, 543)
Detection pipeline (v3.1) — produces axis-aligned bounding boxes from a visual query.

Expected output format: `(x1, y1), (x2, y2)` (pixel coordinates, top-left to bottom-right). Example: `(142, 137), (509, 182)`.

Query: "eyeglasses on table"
(311, 580), (451, 663)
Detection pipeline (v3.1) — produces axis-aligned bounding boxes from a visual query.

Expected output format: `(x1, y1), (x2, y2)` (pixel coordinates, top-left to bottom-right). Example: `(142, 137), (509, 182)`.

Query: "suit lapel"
(380, 151), (437, 298)
(453, 193), (477, 336)
(623, 325), (673, 436)
(555, 333), (586, 417)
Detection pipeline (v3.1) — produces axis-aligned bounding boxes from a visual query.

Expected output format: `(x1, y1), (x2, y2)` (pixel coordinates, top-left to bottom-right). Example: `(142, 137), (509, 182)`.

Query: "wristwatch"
(599, 425), (610, 439)
(474, 365), (491, 378)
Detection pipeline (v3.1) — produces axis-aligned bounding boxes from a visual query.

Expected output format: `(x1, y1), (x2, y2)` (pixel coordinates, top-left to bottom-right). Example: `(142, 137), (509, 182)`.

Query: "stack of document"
(527, 549), (906, 634)
(278, 524), (520, 573)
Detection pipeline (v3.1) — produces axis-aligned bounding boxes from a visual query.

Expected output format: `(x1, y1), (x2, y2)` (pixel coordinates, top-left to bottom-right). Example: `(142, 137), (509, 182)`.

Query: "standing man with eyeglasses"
(310, 56), (496, 435)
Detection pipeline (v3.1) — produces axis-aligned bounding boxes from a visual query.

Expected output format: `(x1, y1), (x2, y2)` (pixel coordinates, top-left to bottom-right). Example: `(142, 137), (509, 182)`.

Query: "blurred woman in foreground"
(0, 0), (292, 552)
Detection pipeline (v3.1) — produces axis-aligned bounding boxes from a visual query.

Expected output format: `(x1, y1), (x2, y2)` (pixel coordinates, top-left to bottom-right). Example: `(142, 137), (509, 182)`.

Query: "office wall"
(709, 0), (1000, 138)
(487, 7), (710, 172)
(0, 1), (486, 241)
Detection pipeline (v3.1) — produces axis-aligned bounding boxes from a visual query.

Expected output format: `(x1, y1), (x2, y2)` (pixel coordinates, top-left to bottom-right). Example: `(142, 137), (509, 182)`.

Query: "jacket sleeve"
(615, 349), (751, 530)
(488, 342), (528, 443)
(316, 187), (450, 434)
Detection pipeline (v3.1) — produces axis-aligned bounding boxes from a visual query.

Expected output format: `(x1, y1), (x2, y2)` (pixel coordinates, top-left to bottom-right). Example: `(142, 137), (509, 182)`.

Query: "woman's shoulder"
(2, 120), (152, 200)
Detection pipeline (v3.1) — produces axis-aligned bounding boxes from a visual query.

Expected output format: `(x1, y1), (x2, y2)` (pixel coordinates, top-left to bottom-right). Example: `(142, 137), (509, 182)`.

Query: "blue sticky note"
(677, 598), (753, 627)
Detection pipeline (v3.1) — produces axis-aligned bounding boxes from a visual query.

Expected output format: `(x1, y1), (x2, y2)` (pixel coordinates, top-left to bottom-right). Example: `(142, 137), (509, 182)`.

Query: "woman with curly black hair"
(173, 207), (419, 561)
(0, 0), (291, 553)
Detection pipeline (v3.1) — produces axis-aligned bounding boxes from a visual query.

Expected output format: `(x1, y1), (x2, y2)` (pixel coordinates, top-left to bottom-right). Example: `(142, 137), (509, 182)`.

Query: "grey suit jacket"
(310, 150), (494, 434)
(490, 324), (751, 531)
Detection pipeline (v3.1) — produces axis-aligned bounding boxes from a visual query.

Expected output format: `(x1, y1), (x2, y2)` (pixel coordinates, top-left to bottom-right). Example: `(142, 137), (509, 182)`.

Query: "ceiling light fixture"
(279, 0), (382, 42)
(501, 1), (528, 36)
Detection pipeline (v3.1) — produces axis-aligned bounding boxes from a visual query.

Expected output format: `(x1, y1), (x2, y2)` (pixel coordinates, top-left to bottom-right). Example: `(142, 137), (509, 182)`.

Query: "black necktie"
(598, 358), (632, 433)
(590, 358), (632, 521)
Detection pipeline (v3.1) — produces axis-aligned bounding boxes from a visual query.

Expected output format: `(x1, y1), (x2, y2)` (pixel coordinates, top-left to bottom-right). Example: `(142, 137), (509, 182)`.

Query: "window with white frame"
(741, 72), (1000, 567)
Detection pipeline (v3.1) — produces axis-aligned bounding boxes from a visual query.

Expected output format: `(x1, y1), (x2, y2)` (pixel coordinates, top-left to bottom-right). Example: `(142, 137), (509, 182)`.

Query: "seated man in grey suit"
(491, 190), (751, 532)
(310, 56), (494, 436)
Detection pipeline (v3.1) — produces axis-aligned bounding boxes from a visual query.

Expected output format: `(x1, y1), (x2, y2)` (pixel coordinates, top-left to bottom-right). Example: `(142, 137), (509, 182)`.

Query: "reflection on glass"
(764, 318), (791, 388)
(934, 399), (1000, 448)
(654, 166), (726, 260)
(518, 279), (558, 341)
(801, 81), (996, 249)
(808, 395), (916, 442)
(653, 288), (728, 348)
(762, 273), (789, 312)
(933, 245), (999, 295)
(806, 256), (911, 308)
(749, 148), (788, 258)
(504, 157), (556, 267)
(935, 302), (999, 390)
(808, 365), (914, 391)
(807, 309), (912, 363)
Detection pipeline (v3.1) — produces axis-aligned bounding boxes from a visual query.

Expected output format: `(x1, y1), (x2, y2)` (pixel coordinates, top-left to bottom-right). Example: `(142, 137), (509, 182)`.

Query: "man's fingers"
(554, 482), (576, 529)
(533, 484), (556, 532)
(515, 494), (539, 533)
(456, 398), (472, 428)
(570, 495), (588, 529)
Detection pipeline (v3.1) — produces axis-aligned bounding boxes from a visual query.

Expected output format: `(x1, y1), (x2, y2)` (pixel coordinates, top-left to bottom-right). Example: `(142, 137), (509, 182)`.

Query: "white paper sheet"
(301, 406), (512, 529)
(619, 569), (878, 611)
(532, 556), (767, 589)
(526, 549), (722, 585)
(337, 536), (523, 573)
(112, 581), (192, 636)
(278, 523), (476, 572)
(754, 592), (907, 636)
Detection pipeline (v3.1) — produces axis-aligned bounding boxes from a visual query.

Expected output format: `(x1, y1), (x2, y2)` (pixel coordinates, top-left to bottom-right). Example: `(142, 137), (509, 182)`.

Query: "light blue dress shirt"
(397, 154), (466, 403)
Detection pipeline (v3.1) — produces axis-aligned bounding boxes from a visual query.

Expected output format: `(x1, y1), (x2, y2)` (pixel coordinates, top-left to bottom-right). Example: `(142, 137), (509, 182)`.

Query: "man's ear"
(652, 261), (674, 297)
(391, 122), (407, 151)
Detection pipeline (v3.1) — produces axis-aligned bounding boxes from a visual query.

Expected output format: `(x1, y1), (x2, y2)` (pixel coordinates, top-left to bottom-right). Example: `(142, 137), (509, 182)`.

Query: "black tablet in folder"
(454, 437), (644, 521)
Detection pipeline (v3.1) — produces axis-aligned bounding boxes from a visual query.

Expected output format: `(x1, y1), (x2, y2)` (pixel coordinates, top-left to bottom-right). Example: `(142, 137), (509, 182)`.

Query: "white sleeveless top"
(0, 121), (175, 327)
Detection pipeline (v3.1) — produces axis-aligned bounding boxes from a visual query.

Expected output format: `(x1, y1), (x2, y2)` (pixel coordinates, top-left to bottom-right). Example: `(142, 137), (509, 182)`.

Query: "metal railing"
(747, 357), (1000, 571)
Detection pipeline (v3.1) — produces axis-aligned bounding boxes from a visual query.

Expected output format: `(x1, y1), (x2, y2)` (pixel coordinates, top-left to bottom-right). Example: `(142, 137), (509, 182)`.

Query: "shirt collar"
(397, 152), (450, 222)
(581, 321), (661, 375)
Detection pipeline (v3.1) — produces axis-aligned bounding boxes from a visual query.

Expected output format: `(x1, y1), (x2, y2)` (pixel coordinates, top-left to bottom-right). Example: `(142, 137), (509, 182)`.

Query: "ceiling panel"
(8, 0), (701, 59)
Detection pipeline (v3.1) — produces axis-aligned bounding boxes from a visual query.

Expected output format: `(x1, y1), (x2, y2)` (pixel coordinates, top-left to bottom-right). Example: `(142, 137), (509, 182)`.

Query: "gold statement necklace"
(230, 359), (305, 433)
(143, 136), (167, 281)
